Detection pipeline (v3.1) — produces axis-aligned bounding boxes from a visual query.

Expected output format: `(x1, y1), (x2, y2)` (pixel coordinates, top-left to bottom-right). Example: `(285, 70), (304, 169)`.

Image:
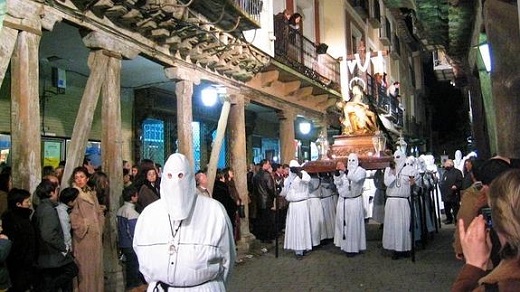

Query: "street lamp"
(478, 43), (491, 72)
(299, 121), (311, 135)
(201, 87), (218, 107)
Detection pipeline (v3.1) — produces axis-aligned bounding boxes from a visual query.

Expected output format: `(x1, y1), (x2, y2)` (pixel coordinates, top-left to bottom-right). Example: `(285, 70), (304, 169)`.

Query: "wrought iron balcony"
(185, 0), (263, 33)
(273, 16), (341, 91)
(366, 74), (404, 128)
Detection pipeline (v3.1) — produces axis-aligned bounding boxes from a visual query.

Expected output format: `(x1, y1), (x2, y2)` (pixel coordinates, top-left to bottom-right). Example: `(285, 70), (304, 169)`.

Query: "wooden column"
(10, 30), (41, 191)
(206, 94), (231, 194)
(0, 26), (17, 87)
(165, 67), (200, 168)
(228, 93), (254, 243)
(101, 53), (124, 292)
(61, 50), (108, 189)
(81, 31), (140, 292)
(485, 0), (520, 158)
(278, 109), (296, 164)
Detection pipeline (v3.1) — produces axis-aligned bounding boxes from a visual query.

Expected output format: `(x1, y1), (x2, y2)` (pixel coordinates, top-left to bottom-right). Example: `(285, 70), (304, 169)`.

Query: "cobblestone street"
(228, 222), (463, 292)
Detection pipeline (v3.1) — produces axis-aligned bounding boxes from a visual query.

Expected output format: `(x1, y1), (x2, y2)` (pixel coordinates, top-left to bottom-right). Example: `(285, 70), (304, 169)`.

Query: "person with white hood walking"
(333, 153), (367, 257)
(383, 149), (417, 260)
(281, 160), (312, 260)
(133, 153), (235, 291)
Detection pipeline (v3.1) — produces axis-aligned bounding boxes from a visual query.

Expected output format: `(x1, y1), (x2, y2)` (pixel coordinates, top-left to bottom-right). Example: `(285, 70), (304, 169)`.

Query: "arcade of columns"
(0, 0), (332, 290)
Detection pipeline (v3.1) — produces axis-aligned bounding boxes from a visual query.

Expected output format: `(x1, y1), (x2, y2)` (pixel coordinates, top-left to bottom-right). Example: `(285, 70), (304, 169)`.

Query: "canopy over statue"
(336, 80), (378, 135)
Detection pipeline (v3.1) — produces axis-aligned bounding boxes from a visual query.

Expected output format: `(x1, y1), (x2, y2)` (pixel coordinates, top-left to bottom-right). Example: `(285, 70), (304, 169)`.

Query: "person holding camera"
(451, 169), (520, 291)
(453, 157), (516, 267)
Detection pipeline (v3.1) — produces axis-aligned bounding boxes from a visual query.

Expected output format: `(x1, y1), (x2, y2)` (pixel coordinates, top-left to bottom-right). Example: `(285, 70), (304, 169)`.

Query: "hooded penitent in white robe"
(333, 153), (367, 253)
(282, 161), (312, 253)
(319, 177), (336, 240)
(133, 154), (235, 291)
(382, 150), (417, 252)
(308, 176), (326, 245)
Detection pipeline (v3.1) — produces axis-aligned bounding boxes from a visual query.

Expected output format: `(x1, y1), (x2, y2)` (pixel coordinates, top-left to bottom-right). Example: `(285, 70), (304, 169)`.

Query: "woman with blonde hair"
(452, 168), (520, 291)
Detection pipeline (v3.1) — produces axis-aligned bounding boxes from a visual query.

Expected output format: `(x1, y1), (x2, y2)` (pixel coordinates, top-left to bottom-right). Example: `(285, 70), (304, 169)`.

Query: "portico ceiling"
(386, 0), (478, 83)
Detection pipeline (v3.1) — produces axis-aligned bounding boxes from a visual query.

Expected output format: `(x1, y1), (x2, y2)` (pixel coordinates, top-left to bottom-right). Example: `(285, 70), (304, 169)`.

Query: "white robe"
(382, 165), (416, 252)
(333, 167), (367, 253)
(283, 171), (312, 252)
(133, 195), (235, 291)
(320, 181), (336, 240)
(308, 177), (326, 245)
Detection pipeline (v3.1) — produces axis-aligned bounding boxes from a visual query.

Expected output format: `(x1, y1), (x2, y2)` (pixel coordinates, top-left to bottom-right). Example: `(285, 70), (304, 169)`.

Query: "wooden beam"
(292, 86), (314, 100)
(164, 66), (201, 85)
(313, 94), (330, 104)
(175, 80), (195, 167)
(260, 70), (279, 87)
(0, 27), (18, 87)
(82, 31), (140, 59)
(61, 50), (109, 190)
(282, 80), (301, 96)
(206, 97), (231, 194)
(10, 31), (42, 192)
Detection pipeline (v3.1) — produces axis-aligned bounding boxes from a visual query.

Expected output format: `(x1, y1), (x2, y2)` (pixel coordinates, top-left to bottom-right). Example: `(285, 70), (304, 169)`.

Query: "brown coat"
(70, 186), (105, 292)
(452, 258), (520, 291)
(453, 184), (487, 256)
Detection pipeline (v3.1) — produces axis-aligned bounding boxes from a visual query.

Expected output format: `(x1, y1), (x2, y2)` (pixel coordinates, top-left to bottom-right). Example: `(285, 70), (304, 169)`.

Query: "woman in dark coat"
(1, 188), (36, 291)
(136, 167), (160, 213)
(213, 169), (238, 234)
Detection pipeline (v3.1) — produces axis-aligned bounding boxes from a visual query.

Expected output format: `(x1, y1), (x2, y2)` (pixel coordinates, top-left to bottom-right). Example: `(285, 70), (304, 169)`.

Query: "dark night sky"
(423, 60), (469, 155)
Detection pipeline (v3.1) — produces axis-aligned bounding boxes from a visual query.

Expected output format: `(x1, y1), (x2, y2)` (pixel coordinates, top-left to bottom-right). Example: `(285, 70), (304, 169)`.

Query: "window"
(142, 119), (165, 166)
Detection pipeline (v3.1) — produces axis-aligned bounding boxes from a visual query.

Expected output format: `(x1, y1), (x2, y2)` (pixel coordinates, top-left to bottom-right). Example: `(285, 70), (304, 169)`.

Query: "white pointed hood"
(394, 149), (406, 171)
(160, 153), (197, 220)
(347, 153), (359, 172)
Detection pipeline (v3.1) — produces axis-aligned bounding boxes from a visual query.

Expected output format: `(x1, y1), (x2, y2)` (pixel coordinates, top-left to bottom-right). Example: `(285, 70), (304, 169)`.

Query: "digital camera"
(481, 207), (493, 228)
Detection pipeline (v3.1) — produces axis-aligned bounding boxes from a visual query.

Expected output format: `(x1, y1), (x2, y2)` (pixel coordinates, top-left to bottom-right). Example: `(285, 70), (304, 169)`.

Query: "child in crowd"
(123, 168), (133, 187)
(1, 188), (36, 291)
(117, 186), (146, 292)
(56, 187), (79, 252)
(33, 180), (78, 292)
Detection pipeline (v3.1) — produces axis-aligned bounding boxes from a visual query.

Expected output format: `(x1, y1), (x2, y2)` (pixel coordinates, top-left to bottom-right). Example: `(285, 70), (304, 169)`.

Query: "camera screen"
(481, 207), (493, 228)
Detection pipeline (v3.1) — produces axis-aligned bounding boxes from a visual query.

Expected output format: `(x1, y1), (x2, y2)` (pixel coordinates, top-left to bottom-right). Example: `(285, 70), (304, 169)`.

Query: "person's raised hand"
(458, 215), (492, 271)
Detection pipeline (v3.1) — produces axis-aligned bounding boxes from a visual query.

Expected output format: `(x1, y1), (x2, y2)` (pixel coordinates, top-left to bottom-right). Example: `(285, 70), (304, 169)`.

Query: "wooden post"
(278, 109), (296, 164)
(485, 0), (520, 158)
(101, 54), (124, 292)
(10, 30), (42, 192)
(165, 66), (200, 169)
(228, 92), (254, 243)
(0, 26), (17, 87)
(60, 50), (109, 189)
(81, 31), (140, 291)
(206, 94), (231, 194)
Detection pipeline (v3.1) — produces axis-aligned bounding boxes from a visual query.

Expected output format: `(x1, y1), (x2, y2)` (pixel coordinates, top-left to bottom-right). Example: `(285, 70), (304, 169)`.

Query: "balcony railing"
(185, 0), (262, 33)
(366, 74), (404, 128)
(273, 16), (341, 91)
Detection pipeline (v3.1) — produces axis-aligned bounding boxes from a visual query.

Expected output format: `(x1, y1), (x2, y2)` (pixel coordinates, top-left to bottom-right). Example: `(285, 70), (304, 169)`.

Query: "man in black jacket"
(252, 159), (276, 243)
(440, 159), (463, 224)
